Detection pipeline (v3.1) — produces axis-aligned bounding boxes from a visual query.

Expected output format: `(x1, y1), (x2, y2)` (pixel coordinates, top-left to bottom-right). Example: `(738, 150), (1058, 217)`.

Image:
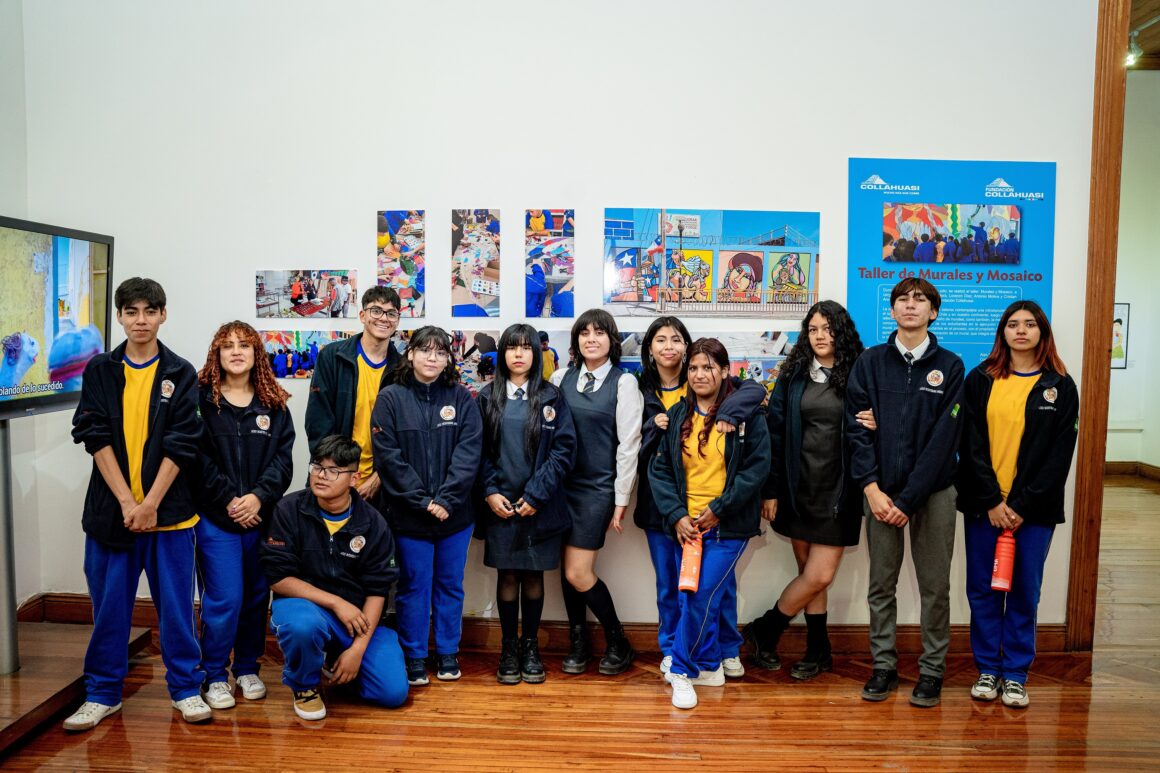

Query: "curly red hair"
(199, 321), (290, 410)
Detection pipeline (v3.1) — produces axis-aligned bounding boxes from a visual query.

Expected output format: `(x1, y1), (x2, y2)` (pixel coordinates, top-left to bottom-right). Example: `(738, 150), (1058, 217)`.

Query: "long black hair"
(483, 324), (546, 459)
(680, 338), (735, 458)
(639, 315), (692, 395)
(394, 325), (459, 386)
(570, 308), (622, 367)
(781, 300), (864, 397)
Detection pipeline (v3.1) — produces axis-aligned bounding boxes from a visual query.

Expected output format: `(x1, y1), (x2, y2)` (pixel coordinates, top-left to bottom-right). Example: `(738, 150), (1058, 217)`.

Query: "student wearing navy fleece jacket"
(845, 278), (964, 709)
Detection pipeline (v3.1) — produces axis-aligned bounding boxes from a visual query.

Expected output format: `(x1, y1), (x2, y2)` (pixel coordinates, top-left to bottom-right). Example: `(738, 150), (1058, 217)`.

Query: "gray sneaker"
(1001, 679), (1029, 708)
(971, 673), (999, 701)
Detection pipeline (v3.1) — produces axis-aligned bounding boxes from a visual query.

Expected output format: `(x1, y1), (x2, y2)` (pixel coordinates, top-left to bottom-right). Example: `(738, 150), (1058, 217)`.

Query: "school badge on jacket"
(350, 535), (366, 553)
(160, 379), (175, 398)
(543, 406), (556, 422)
(256, 415), (271, 431)
(926, 370), (944, 387)
(440, 405), (456, 421)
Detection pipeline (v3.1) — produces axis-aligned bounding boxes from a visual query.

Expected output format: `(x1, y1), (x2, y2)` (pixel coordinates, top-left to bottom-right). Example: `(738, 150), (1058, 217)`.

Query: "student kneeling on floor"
(260, 435), (408, 720)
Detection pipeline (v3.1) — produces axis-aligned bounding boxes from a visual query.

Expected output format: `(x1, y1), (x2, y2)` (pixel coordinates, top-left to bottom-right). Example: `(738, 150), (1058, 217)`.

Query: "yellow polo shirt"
(986, 372), (1041, 498)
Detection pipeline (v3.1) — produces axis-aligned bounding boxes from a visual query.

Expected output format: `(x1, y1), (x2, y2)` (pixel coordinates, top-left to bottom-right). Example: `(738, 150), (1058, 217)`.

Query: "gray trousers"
(865, 485), (957, 677)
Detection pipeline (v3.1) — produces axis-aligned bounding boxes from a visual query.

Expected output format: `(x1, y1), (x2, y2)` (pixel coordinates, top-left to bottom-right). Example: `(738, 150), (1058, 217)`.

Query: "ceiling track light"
(1126, 14), (1160, 68)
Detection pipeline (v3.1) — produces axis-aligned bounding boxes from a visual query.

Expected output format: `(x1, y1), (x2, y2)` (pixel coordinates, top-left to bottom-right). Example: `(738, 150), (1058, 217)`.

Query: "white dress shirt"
(894, 335), (931, 362)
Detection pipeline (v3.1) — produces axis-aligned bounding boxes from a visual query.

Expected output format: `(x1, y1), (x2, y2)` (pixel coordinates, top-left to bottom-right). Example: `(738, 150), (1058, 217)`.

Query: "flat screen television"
(0, 216), (112, 421)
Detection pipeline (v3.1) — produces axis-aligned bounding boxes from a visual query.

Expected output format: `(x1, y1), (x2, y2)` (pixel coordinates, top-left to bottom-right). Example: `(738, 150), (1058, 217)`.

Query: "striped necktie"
(582, 373), (596, 393)
(514, 387), (525, 399)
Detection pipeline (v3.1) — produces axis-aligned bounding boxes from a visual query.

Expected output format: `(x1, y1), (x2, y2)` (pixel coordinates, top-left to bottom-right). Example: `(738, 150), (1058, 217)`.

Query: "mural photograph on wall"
(1112, 302), (1129, 369)
(255, 270), (359, 319)
(603, 208), (820, 317)
(525, 208), (575, 318)
(451, 209), (501, 318)
(377, 210), (425, 318)
(848, 158), (1057, 367)
(261, 330), (355, 379)
(396, 328), (501, 394)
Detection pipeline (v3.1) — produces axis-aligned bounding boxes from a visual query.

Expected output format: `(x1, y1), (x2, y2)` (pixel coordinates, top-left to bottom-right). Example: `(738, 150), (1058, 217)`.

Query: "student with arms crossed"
(846, 278), (964, 708)
(66, 277), (209, 730)
(261, 435), (407, 720)
(193, 321), (295, 710)
(957, 301), (1078, 708)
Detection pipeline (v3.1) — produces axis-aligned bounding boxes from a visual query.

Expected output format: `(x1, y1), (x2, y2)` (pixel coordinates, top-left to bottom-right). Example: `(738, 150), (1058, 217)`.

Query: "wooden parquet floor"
(5, 476), (1159, 772)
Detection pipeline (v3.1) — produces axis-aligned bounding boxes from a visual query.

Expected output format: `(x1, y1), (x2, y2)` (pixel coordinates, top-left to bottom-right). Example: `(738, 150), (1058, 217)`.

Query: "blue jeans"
(270, 597), (408, 707)
(194, 517), (269, 683)
(670, 531), (748, 678)
(83, 531), (204, 704)
(647, 529), (742, 659)
(394, 525), (473, 659)
(964, 515), (1055, 684)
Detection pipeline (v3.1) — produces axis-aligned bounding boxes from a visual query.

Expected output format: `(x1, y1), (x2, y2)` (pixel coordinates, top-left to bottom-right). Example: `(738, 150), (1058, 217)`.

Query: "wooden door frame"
(1066, 0), (1133, 651)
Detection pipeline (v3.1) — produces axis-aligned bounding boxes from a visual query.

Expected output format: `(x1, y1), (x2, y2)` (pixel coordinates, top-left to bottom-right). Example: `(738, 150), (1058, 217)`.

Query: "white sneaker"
(203, 681), (236, 709)
(1001, 679), (1029, 708)
(665, 664), (725, 687)
(237, 674), (267, 700)
(971, 673), (999, 701)
(172, 695), (213, 723)
(670, 674), (698, 709)
(722, 657), (745, 678)
(62, 701), (121, 732)
(660, 655), (672, 675)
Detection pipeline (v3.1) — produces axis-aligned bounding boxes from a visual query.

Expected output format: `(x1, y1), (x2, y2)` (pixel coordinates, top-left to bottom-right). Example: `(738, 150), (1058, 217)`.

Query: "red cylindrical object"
(678, 531), (703, 593)
(991, 528), (1016, 592)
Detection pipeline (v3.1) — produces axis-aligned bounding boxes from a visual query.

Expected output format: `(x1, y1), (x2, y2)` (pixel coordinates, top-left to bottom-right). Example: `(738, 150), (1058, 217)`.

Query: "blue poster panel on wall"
(847, 158), (1057, 367)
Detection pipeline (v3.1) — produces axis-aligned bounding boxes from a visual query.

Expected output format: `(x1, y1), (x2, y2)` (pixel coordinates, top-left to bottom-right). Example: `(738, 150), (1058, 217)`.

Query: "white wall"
(13, 0), (1097, 625)
(1107, 72), (1160, 466)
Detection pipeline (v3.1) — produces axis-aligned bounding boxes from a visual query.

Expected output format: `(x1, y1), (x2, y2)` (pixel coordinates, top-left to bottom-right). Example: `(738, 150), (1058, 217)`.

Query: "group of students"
(885, 223), (1021, 265)
(61, 273), (1078, 730)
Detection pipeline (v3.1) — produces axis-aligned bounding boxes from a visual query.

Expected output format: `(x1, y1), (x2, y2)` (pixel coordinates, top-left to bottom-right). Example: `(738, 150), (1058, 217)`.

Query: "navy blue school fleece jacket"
(845, 331), (964, 517)
(370, 378), (483, 539)
(304, 334), (402, 455)
(71, 341), (201, 549)
(195, 385), (296, 534)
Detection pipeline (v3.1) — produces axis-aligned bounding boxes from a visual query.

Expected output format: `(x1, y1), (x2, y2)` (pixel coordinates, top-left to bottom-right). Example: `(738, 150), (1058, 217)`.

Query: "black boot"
(497, 638), (521, 685)
(519, 636), (546, 684)
(561, 623), (591, 674)
(743, 605), (794, 670)
(597, 626), (635, 675)
(791, 612), (833, 680)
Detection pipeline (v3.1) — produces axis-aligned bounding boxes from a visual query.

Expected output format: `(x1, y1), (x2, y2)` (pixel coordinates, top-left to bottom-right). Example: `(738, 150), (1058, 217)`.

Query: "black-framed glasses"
(415, 347), (450, 361)
(365, 307), (401, 320)
(308, 463), (357, 481)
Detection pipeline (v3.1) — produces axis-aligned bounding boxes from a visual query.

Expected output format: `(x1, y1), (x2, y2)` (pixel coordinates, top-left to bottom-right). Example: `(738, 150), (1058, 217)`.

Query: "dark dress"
(559, 366), (621, 550)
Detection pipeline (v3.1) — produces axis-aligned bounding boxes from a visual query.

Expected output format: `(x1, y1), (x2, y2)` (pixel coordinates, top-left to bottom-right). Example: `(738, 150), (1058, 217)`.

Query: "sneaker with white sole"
(171, 695), (213, 723)
(971, 673), (1000, 701)
(202, 681), (236, 710)
(62, 701), (121, 732)
(1001, 679), (1029, 708)
(237, 674), (267, 700)
(292, 688), (327, 720)
(670, 674), (698, 709)
(665, 664), (725, 687)
(660, 655), (672, 675)
(722, 657), (745, 679)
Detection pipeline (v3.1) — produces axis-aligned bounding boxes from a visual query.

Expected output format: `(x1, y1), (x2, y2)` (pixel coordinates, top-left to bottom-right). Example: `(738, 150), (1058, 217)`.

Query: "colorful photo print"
(718, 251), (763, 303)
(451, 209), (501, 318)
(525, 208), (575, 318)
(1112, 303), (1129, 369)
(377, 210), (425, 318)
(882, 203), (1022, 264)
(603, 208), (819, 318)
(450, 329), (501, 394)
(261, 330), (356, 379)
(255, 270), (359, 319)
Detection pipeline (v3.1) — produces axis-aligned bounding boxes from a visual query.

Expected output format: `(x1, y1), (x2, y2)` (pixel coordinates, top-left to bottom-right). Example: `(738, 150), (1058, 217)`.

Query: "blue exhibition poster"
(847, 158), (1057, 367)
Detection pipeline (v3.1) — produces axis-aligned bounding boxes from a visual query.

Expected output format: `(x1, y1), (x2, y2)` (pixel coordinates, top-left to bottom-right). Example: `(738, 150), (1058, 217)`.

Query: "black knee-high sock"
(581, 579), (622, 634)
(497, 571), (520, 640)
(805, 611), (830, 656)
(561, 574), (588, 627)
(520, 571), (545, 639)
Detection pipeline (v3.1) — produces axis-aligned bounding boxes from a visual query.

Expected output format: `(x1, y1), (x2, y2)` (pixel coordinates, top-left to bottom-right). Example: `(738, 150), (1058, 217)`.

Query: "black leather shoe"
(561, 624), (591, 674)
(910, 674), (943, 707)
(597, 628), (635, 675)
(519, 636), (546, 684)
(497, 638), (521, 685)
(743, 623), (781, 671)
(861, 669), (899, 701)
(790, 652), (833, 681)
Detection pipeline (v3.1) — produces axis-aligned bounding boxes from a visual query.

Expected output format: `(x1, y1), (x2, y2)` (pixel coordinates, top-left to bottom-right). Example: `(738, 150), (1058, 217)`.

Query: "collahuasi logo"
(860, 174), (920, 196)
(985, 177), (1044, 201)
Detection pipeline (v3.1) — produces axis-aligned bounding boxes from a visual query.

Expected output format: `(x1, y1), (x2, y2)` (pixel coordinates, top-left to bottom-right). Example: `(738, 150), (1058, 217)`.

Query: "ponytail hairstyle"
(981, 300), (1067, 379)
(394, 325), (459, 386)
(639, 315), (692, 395)
(484, 324), (546, 459)
(199, 321), (290, 410)
(680, 338), (735, 458)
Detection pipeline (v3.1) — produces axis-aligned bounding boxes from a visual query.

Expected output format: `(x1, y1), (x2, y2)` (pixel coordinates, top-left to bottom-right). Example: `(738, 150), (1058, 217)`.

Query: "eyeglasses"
(365, 307), (401, 320)
(415, 347), (450, 361)
(308, 463), (357, 481)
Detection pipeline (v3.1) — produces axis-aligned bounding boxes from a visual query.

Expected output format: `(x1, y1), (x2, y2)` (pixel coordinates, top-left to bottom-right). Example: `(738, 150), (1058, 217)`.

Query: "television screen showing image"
(0, 216), (112, 421)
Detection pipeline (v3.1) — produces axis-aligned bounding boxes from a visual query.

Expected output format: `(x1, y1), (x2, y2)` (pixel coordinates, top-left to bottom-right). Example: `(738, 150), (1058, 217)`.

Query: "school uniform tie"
(904, 352), (914, 365)
(514, 387), (525, 400)
(819, 366), (832, 381)
(583, 373), (596, 393)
